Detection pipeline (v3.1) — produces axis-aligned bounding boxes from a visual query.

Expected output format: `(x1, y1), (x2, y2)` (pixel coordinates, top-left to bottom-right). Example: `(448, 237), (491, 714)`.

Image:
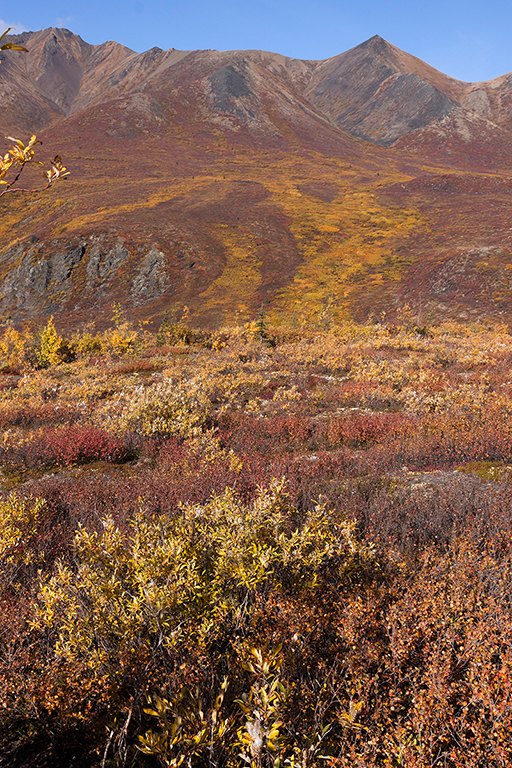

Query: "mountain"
(1, 28), (512, 330)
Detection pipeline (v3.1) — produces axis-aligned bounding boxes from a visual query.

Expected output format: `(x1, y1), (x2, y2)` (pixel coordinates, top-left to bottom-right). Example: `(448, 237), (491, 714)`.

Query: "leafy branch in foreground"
(0, 136), (69, 197)
(0, 27), (28, 59)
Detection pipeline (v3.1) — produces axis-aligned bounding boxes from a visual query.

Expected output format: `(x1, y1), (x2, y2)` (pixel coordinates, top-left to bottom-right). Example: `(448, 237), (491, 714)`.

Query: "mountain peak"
(364, 34), (388, 44)
(359, 34), (393, 52)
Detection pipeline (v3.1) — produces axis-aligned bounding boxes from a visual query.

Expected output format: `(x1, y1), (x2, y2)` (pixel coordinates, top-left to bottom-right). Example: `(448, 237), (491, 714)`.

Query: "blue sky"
(1, 0), (510, 83)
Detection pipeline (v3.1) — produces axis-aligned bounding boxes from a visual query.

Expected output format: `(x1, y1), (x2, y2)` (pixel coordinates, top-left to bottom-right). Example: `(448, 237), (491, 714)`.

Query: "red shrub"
(325, 410), (414, 448)
(4, 425), (130, 469)
(218, 413), (314, 458)
(108, 359), (162, 375)
(0, 403), (82, 429)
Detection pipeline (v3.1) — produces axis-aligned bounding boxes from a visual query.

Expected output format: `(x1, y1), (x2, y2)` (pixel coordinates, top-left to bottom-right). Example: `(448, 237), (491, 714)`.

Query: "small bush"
(116, 377), (211, 438)
(2, 425), (130, 469)
(36, 317), (75, 368)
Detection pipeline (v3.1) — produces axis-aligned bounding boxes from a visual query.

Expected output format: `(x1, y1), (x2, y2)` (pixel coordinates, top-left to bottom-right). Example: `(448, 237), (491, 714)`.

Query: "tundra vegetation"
(0, 313), (512, 767)
(3, 27), (512, 768)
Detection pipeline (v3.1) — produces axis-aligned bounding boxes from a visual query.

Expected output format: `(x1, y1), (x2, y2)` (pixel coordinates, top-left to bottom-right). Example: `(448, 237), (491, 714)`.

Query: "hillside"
(3, 28), (512, 766)
(1, 29), (512, 330)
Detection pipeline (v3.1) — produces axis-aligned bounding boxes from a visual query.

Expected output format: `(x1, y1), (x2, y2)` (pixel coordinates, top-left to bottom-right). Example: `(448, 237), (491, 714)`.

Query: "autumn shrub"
(1, 425), (130, 469)
(5, 520), (512, 767)
(23, 459), (242, 535)
(0, 318), (75, 369)
(35, 316), (75, 368)
(218, 412), (314, 458)
(359, 474), (512, 554)
(34, 479), (364, 666)
(322, 409), (415, 448)
(0, 325), (34, 367)
(360, 539), (512, 768)
(97, 305), (150, 358)
(10, 480), (376, 762)
(156, 312), (207, 347)
(70, 328), (104, 359)
(0, 492), (47, 596)
(108, 358), (162, 375)
(102, 323), (141, 357)
(114, 376), (211, 438)
(0, 379), (18, 394)
(0, 402), (82, 429)
(0, 363), (22, 375)
(4, 321), (512, 765)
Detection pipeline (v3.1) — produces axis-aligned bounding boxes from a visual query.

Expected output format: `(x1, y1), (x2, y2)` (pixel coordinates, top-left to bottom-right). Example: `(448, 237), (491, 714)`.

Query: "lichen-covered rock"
(0, 234), (173, 323)
(131, 246), (170, 305)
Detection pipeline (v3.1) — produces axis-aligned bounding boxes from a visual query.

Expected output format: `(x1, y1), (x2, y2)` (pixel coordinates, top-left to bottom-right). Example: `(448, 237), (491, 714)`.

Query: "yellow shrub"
(115, 376), (211, 437)
(36, 316), (74, 368)
(0, 493), (45, 566)
(70, 329), (104, 359)
(102, 322), (140, 357)
(0, 325), (32, 367)
(32, 480), (375, 673)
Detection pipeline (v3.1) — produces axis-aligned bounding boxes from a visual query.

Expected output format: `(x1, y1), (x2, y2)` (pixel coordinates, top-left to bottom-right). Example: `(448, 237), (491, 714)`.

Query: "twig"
(0, 182), (52, 198)
(101, 728), (115, 768)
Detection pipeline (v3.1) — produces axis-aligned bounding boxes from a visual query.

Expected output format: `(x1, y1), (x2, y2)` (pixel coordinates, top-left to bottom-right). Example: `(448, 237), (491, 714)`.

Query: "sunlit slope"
(0, 110), (431, 329)
(3, 29), (512, 329)
(3, 108), (512, 329)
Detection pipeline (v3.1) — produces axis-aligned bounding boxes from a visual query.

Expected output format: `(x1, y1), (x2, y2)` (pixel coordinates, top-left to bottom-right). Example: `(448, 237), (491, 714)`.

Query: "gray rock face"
(208, 64), (254, 118)
(0, 235), (173, 321)
(52, 245), (87, 283)
(340, 73), (457, 145)
(0, 241), (86, 316)
(131, 246), (170, 305)
(86, 236), (130, 282)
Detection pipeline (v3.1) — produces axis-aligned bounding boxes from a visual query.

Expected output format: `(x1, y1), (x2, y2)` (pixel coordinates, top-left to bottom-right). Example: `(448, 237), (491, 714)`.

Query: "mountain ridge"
(5, 29), (512, 143)
(2, 28), (512, 331)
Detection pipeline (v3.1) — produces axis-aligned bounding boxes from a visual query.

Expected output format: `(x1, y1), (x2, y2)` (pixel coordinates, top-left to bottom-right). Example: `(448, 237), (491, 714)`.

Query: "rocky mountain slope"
(1, 28), (512, 330)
